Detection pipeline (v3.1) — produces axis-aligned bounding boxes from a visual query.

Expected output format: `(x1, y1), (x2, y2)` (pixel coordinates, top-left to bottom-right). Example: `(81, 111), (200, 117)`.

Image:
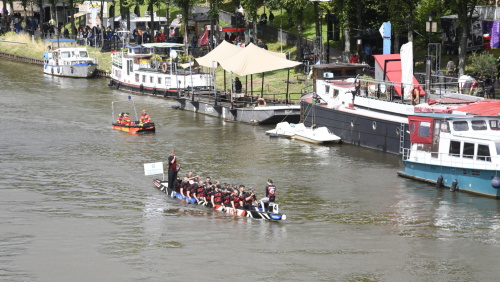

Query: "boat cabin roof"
(411, 112), (500, 121)
(44, 39), (76, 43)
(312, 63), (369, 82)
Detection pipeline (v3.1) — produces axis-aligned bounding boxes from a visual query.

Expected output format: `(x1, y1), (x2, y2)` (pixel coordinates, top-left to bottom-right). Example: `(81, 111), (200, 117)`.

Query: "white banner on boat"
(144, 162), (164, 176)
(400, 41), (414, 100)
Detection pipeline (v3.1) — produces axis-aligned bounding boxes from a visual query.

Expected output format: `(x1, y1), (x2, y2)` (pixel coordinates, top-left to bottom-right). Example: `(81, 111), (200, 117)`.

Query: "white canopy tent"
(218, 43), (299, 76)
(195, 40), (242, 68)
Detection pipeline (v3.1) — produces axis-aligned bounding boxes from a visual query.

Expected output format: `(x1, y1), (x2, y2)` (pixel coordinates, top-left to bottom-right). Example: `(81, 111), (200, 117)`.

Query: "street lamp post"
(425, 13), (437, 103)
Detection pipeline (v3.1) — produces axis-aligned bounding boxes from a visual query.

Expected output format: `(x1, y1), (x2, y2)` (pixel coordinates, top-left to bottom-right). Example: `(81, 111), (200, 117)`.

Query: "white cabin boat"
(398, 112), (500, 198)
(43, 39), (98, 78)
(110, 43), (211, 97)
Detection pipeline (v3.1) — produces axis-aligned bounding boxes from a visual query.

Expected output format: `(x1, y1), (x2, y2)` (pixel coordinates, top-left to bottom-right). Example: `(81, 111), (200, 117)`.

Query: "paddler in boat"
(122, 113), (131, 126)
(243, 186), (257, 210)
(193, 180), (206, 204)
(179, 177), (190, 198)
(231, 185), (244, 210)
(184, 179), (195, 203)
(116, 112), (125, 123)
(222, 185), (234, 208)
(259, 179), (276, 212)
(211, 185), (224, 207)
(139, 110), (151, 124)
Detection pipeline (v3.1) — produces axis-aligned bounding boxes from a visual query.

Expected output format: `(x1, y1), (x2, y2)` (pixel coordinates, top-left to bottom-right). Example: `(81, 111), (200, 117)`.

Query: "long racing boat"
(152, 179), (286, 221)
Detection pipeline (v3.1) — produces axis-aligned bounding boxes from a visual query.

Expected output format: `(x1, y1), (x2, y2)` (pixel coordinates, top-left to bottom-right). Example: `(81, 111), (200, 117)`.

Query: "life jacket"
(231, 195), (242, 208)
(122, 116), (131, 125)
(140, 114), (151, 123)
(267, 185), (276, 202)
(267, 185), (276, 197)
(222, 194), (231, 206)
(212, 191), (223, 204)
(195, 186), (205, 198)
(116, 116), (123, 123)
(168, 159), (177, 171)
(244, 192), (254, 205)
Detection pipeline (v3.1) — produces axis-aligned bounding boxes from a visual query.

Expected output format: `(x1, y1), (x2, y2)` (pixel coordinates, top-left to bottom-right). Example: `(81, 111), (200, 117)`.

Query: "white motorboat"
(43, 39), (98, 78)
(292, 123), (341, 144)
(265, 122), (296, 138)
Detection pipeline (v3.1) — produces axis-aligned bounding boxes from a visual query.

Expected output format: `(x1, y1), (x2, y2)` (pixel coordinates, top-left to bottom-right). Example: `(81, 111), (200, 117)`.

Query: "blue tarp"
(44, 39), (76, 43)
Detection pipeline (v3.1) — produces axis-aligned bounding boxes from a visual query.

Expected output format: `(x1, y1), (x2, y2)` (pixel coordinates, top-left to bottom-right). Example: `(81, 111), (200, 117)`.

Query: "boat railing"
(111, 51), (123, 67)
(402, 147), (497, 170)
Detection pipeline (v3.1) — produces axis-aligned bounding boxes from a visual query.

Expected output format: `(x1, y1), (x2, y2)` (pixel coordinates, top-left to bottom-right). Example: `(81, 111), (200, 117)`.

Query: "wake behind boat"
(43, 39), (98, 78)
(152, 179), (286, 221)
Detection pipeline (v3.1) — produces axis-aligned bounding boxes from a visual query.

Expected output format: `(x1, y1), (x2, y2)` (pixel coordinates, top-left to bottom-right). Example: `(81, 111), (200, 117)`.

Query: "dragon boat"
(152, 179), (286, 221)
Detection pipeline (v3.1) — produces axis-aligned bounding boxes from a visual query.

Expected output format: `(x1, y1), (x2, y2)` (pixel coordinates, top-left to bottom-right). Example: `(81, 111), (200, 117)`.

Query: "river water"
(1, 59), (500, 281)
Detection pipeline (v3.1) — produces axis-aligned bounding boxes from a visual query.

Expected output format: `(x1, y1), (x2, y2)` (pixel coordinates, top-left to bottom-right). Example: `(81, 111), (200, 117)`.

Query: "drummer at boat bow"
(139, 110), (151, 124)
(260, 179), (276, 212)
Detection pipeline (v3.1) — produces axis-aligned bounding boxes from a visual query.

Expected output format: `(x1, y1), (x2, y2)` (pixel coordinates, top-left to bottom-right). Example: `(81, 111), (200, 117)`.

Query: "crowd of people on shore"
(165, 150), (277, 212)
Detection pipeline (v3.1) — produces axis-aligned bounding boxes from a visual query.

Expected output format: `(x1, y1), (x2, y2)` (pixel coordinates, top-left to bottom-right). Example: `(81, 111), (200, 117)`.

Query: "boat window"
(165, 77), (171, 86)
(333, 89), (339, 98)
(325, 85), (330, 95)
(410, 123), (415, 134)
(449, 140), (461, 157)
(471, 120), (487, 130)
(495, 143), (500, 155)
(61, 51), (70, 58)
(441, 121), (450, 133)
(135, 73), (139, 82)
(463, 142), (474, 158)
(142, 75), (146, 83)
(418, 121), (431, 138)
(490, 120), (500, 130)
(372, 121), (377, 130)
(158, 77), (162, 84)
(346, 69), (358, 76)
(477, 144), (491, 161)
(79, 51), (88, 57)
(150, 76), (153, 83)
(331, 70), (342, 77)
(453, 121), (469, 131)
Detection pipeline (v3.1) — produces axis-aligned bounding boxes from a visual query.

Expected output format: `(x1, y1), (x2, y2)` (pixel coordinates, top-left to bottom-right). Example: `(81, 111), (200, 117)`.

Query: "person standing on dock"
(167, 150), (179, 191)
(234, 77), (242, 93)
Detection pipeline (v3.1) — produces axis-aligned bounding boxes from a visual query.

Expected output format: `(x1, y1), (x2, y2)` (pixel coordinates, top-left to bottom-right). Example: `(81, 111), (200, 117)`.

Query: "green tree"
(445, 0), (479, 75)
(241, 0), (263, 43)
(468, 52), (496, 78)
(282, 0), (309, 60)
(171, 0), (200, 53)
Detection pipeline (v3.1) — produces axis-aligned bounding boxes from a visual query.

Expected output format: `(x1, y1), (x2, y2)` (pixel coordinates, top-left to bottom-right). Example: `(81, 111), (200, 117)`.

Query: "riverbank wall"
(0, 51), (110, 77)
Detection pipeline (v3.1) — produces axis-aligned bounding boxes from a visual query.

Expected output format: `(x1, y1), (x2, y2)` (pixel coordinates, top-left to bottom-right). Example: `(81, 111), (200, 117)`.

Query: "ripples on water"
(1, 60), (500, 280)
